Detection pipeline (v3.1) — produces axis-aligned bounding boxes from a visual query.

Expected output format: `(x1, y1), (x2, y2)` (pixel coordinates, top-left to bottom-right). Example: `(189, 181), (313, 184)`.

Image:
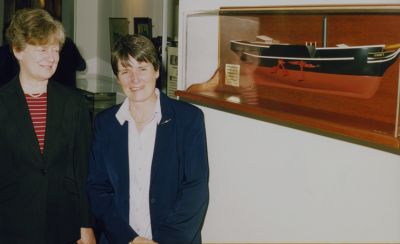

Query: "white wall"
(97, 0), (114, 79)
(110, 0), (163, 37)
(165, 0), (179, 41)
(75, 0), (163, 94)
(62, 0), (75, 39)
(179, 0), (400, 243)
(75, 0), (163, 76)
(76, 0), (100, 76)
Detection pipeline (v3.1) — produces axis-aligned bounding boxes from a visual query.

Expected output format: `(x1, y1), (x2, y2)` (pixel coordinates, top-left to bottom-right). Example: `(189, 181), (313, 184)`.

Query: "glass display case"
(76, 78), (116, 121)
(176, 5), (400, 152)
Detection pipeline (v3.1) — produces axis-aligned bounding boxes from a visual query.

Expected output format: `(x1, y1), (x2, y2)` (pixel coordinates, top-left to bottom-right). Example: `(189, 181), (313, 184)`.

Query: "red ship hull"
(253, 66), (382, 99)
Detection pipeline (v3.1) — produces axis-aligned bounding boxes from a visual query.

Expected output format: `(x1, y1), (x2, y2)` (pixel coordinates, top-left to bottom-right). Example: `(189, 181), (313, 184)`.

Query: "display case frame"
(109, 17), (129, 50)
(134, 17), (153, 39)
(176, 4), (400, 153)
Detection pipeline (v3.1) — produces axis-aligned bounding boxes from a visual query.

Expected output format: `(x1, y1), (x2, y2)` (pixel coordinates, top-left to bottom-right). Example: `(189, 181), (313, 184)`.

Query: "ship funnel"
(385, 43), (400, 50)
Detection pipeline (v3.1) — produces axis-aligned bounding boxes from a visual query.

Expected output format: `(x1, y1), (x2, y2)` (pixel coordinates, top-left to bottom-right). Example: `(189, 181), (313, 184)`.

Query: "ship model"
(230, 32), (400, 98)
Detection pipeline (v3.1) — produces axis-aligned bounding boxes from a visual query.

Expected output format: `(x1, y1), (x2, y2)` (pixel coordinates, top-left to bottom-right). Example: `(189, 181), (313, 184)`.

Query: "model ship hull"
(230, 40), (400, 98)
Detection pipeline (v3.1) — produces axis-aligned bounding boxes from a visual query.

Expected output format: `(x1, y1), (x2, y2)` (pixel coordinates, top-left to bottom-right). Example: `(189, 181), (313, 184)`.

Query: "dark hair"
(111, 34), (160, 76)
(6, 8), (65, 51)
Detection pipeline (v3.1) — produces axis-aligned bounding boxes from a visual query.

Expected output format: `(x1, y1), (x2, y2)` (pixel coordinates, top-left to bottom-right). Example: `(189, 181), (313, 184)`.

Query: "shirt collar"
(116, 88), (162, 126)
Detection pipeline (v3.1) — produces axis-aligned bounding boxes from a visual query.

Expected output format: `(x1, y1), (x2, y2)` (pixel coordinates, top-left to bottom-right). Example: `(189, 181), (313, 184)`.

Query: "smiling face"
(6, 8), (65, 84)
(14, 42), (60, 83)
(117, 55), (159, 104)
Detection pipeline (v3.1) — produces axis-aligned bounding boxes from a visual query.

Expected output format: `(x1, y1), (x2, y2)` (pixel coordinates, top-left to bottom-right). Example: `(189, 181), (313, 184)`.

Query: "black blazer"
(0, 77), (92, 243)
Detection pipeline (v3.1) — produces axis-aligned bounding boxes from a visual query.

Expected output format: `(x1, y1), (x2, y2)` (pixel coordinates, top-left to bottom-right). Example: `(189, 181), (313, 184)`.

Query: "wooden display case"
(176, 5), (400, 153)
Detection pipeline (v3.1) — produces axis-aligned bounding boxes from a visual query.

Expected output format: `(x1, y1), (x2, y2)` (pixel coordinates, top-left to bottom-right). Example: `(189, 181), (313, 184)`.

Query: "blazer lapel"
(108, 116), (130, 213)
(111, 119), (129, 181)
(150, 93), (175, 182)
(115, 121), (130, 192)
(43, 81), (66, 166)
(0, 77), (42, 163)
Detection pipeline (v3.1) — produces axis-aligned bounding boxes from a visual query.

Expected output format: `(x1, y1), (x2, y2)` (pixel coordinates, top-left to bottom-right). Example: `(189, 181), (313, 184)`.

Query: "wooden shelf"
(176, 90), (400, 154)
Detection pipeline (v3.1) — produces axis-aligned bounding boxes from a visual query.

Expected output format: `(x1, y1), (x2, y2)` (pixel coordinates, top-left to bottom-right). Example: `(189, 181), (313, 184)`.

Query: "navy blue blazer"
(87, 92), (209, 244)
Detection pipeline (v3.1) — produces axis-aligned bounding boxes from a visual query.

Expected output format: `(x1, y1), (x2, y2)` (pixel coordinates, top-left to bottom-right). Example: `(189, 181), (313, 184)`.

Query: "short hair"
(6, 8), (65, 51)
(111, 34), (160, 76)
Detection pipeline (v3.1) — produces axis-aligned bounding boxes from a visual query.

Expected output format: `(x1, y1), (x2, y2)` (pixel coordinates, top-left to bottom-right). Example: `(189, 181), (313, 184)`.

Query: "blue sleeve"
(157, 110), (209, 244)
(86, 116), (137, 244)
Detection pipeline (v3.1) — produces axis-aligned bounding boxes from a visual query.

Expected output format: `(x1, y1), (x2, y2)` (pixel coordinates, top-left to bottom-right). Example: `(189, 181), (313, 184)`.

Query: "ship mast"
(322, 16), (327, 47)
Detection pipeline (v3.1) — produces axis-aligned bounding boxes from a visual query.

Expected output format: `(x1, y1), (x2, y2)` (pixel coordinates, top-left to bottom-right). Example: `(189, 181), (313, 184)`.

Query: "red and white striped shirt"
(25, 93), (47, 154)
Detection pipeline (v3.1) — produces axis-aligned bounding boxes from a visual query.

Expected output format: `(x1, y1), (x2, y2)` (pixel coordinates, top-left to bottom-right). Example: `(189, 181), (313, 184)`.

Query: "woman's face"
(13, 42), (60, 83)
(116, 55), (159, 104)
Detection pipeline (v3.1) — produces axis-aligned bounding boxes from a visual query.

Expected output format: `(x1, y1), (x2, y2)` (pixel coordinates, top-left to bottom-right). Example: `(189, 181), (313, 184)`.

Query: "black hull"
(231, 41), (400, 77)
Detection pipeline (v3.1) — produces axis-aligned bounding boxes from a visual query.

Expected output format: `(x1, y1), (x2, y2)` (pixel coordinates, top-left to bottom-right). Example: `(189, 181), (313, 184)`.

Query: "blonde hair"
(6, 8), (65, 51)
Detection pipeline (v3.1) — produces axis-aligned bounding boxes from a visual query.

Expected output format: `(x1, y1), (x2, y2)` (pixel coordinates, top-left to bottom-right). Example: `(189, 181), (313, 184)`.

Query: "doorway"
(2, 0), (75, 44)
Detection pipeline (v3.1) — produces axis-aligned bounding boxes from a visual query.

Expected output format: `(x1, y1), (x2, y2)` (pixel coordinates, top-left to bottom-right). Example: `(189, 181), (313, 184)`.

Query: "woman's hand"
(130, 236), (157, 243)
(77, 227), (96, 244)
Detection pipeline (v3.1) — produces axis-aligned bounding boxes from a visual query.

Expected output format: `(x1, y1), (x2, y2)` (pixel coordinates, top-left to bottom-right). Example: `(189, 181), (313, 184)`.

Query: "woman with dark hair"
(87, 35), (209, 244)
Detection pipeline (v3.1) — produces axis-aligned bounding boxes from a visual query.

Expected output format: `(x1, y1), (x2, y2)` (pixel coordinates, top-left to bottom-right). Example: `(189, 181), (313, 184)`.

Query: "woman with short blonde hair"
(0, 8), (95, 244)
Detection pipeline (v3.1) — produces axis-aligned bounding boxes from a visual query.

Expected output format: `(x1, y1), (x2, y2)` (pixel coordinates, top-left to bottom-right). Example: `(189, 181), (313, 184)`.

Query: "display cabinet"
(176, 5), (400, 152)
(76, 78), (116, 121)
